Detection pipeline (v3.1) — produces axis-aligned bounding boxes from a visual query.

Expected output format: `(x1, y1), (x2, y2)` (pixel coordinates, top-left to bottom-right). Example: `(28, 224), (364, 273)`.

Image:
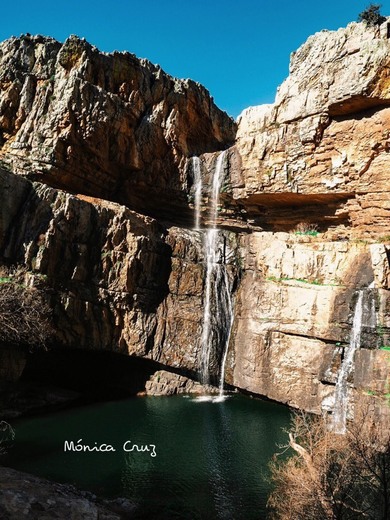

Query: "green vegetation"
(376, 323), (390, 349)
(0, 421), (15, 456)
(0, 159), (11, 172)
(293, 222), (319, 237)
(294, 230), (319, 237)
(266, 275), (341, 287)
(358, 3), (386, 26)
(234, 255), (244, 271)
(220, 180), (232, 194)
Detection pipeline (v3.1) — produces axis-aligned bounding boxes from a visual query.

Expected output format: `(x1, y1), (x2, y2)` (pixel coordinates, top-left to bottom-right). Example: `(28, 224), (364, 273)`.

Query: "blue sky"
(2, 1), (390, 118)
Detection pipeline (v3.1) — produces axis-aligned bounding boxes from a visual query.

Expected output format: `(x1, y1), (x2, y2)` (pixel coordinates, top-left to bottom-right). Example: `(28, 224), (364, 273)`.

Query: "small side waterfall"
(198, 151), (234, 393)
(333, 290), (372, 433)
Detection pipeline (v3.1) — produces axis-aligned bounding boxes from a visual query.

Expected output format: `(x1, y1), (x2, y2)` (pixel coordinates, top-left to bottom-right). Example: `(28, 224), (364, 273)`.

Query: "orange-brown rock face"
(0, 34), (236, 225)
(233, 22), (390, 237)
(218, 21), (390, 417)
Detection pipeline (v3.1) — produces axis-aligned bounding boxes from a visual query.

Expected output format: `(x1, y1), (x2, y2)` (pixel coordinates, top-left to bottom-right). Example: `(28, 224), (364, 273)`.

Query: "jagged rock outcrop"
(0, 34), (236, 224)
(232, 21), (390, 237)
(144, 370), (214, 396)
(222, 20), (390, 415)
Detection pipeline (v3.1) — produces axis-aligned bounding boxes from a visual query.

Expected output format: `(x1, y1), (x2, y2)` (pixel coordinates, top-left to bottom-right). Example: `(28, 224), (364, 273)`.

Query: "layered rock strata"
(225, 232), (390, 414)
(222, 21), (390, 415)
(232, 22), (390, 237)
(144, 370), (215, 396)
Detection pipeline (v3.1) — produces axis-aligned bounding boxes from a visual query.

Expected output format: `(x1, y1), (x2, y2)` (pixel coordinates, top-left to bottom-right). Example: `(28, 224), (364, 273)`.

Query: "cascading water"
(192, 156), (202, 231)
(198, 151), (234, 393)
(218, 269), (234, 397)
(333, 291), (364, 433)
(333, 290), (375, 433)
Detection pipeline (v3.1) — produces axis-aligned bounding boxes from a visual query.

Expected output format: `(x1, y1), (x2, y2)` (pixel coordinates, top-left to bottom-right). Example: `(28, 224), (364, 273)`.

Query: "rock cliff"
(0, 168), (238, 382)
(0, 23), (390, 422)
(0, 466), (133, 519)
(0, 34), (236, 224)
(228, 232), (390, 415)
(224, 20), (390, 417)
(232, 22), (390, 237)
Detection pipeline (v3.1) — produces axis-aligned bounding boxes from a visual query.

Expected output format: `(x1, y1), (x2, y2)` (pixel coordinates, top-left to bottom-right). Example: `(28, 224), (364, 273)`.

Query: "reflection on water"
(2, 395), (291, 519)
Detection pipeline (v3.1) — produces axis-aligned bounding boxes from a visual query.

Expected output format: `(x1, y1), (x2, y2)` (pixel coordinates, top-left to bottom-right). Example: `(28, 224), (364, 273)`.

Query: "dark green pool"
(2, 394), (291, 519)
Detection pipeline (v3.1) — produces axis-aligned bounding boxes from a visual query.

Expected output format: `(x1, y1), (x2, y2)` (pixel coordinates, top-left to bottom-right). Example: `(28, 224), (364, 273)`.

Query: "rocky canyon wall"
(230, 22), (390, 238)
(224, 21), (390, 419)
(227, 232), (390, 416)
(0, 167), (238, 382)
(1, 23), (390, 420)
(0, 34), (236, 225)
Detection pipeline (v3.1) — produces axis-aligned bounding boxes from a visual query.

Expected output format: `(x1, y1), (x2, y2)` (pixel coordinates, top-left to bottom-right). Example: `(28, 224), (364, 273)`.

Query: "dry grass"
(0, 267), (53, 349)
(268, 406), (390, 519)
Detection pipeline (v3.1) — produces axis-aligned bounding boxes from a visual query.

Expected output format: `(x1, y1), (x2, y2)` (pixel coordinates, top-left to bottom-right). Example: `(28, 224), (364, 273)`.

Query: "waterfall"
(218, 269), (234, 397)
(333, 291), (364, 434)
(199, 151), (234, 392)
(199, 228), (219, 384)
(192, 156), (202, 230)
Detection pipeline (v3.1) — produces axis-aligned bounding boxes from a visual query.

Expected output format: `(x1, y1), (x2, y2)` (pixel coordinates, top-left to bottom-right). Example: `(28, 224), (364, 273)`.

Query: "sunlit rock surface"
(0, 34), (236, 225)
(234, 21), (390, 237)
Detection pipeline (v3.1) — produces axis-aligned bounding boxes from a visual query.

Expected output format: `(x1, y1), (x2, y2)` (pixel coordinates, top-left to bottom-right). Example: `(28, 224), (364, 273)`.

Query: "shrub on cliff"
(0, 269), (53, 349)
(358, 4), (386, 27)
(268, 407), (390, 519)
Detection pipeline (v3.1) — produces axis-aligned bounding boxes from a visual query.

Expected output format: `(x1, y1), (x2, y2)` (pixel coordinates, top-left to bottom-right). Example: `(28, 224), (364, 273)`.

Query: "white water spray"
(218, 269), (234, 397)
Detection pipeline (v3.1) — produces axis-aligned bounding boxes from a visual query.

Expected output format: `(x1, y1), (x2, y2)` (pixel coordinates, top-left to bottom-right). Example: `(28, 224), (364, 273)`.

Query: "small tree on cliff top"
(358, 4), (386, 27)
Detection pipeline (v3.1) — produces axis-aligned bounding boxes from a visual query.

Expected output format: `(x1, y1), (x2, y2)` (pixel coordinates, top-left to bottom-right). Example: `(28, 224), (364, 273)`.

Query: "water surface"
(2, 394), (291, 519)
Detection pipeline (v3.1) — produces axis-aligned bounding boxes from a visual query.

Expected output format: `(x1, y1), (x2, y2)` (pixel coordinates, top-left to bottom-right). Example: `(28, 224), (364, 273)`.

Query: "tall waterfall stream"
(191, 152), (234, 395)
